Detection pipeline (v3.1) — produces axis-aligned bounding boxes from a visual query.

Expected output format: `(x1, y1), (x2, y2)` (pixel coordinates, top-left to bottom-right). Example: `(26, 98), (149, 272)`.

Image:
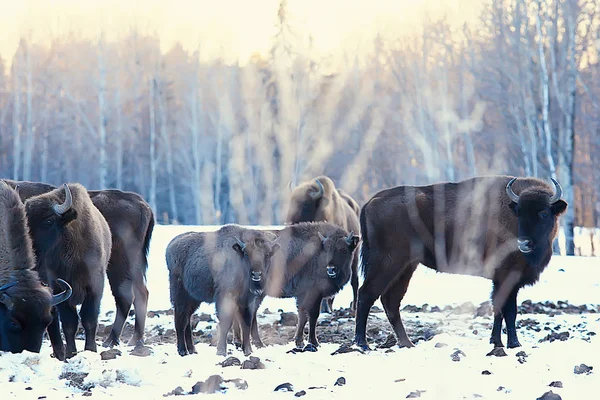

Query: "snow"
(1, 224), (599, 399)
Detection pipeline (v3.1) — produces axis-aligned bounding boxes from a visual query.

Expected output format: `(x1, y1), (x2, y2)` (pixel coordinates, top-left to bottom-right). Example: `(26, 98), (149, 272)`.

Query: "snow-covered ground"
(1, 224), (599, 399)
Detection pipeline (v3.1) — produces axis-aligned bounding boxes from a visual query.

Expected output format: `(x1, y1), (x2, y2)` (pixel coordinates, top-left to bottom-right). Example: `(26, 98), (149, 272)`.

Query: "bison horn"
(318, 231), (328, 244)
(309, 179), (325, 200)
(548, 178), (563, 204)
(235, 237), (247, 252)
(53, 184), (73, 216)
(50, 278), (73, 306)
(0, 281), (18, 310)
(0, 281), (18, 293)
(287, 181), (293, 192)
(505, 178), (520, 203)
(345, 231), (355, 246)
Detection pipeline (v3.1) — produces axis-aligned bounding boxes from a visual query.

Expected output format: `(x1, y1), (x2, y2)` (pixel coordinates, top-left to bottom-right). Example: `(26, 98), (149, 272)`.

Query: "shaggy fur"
(25, 183), (112, 360)
(166, 225), (278, 357)
(286, 176), (361, 313)
(355, 175), (567, 350)
(5, 180), (155, 348)
(262, 222), (359, 349)
(0, 180), (55, 353)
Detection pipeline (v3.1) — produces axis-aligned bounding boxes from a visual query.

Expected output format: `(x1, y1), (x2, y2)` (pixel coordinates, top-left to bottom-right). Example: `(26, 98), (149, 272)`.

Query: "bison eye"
(44, 218), (54, 227)
(340, 248), (348, 255)
(9, 318), (21, 330)
(539, 211), (549, 219)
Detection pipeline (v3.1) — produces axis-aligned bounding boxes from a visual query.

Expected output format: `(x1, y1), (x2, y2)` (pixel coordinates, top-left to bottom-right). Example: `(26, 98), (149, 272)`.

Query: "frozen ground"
(1, 224), (599, 399)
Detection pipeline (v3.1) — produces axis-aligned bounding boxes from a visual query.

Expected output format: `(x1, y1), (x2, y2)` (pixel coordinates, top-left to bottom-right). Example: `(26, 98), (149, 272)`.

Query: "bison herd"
(0, 173), (567, 361)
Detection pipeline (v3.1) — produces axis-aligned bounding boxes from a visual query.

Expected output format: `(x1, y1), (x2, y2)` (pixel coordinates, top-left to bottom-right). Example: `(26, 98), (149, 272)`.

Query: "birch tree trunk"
(23, 42), (34, 181)
(12, 59), (21, 180)
(97, 41), (108, 189)
(157, 77), (178, 223)
(114, 88), (124, 189)
(148, 79), (157, 215)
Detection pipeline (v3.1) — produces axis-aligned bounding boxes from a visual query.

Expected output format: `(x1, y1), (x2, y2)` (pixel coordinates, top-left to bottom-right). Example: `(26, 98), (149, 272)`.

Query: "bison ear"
(551, 199), (567, 216)
(270, 242), (281, 255)
(232, 243), (244, 256)
(0, 294), (14, 310)
(349, 235), (360, 251)
(60, 209), (78, 225)
(508, 201), (518, 215)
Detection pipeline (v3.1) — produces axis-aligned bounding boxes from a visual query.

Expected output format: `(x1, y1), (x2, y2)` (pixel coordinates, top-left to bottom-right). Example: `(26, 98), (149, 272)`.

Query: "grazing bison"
(0, 181), (72, 353)
(286, 176), (360, 314)
(354, 175), (567, 350)
(5, 180), (155, 347)
(25, 183), (112, 360)
(265, 222), (360, 349)
(166, 225), (279, 357)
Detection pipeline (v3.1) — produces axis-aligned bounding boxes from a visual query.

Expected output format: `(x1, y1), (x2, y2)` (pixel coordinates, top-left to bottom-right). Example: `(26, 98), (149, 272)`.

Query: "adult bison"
(25, 183), (112, 360)
(0, 181), (72, 353)
(5, 180), (154, 347)
(264, 222), (359, 349)
(166, 225), (279, 357)
(286, 176), (360, 314)
(354, 175), (567, 351)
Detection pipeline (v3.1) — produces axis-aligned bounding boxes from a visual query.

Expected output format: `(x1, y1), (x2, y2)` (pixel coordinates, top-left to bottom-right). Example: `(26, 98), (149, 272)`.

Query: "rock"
(308, 386), (327, 390)
(481, 370), (492, 375)
(303, 343), (318, 352)
(100, 348), (122, 360)
(407, 390), (426, 398)
(548, 381), (563, 388)
(516, 350), (528, 364)
(475, 301), (493, 317)
(295, 390), (306, 397)
(163, 386), (185, 397)
(486, 347), (507, 357)
(536, 391), (562, 400)
(219, 357), (241, 367)
(370, 305), (384, 313)
(263, 308), (272, 314)
(331, 343), (366, 355)
(377, 334), (397, 349)
(224, 378), (248, 390)
(191, 375), (224, 394)
(456, 302), (476, 314)
(434, 342), (447, 348)
(279, 312), (298, 326)
(540, 331), (570, 343)
(130, 345), (153, 357)
(430, 306), (441, 312)
(25, 387), (32, 390)
(574, 364), (593, 375)
(241, 356), (265, 370)
(198, 313), (213, 322)
(274, 383), (294, 392)
(451, 349), (466, 361)
(394, 378), (406, 383)
(334, 377), (346, 386)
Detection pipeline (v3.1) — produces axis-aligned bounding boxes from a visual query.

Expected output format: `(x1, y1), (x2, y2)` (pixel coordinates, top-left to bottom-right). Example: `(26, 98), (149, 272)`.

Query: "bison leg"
(250, 313), (265, 348)
(380, 264), (417, 348)
(58, 302), (80, 359)
(130, 278), (149, 347)
(47, 307), (66, 361)
(103, 278), (133, 348)
(184, 317), (196, 354)
(490, 281), (507, 348)
(320, 297), (334, 314)
(216, 312), (234, 357)
(80, 293), (102, 353)
(294, 299), (310, 349)
(240, 309), (254, 356)
(232, 317), (243, 349)
(175, 303), (196, 356)
(503, 288), (521, 348)
(307, 297), (324, 347)
(349, 250), (360, 312)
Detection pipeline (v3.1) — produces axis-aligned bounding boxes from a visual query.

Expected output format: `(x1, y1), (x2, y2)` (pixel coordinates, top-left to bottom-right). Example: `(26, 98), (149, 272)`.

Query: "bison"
(166, 225), (279, 357)
(264, 222), (360, 349)
(0, 181), (72, 353)
(286, 176), (360, 314)
(354, 175), (567, 350)
(25, 183), (112, 360)
(5, 180), (155, 348)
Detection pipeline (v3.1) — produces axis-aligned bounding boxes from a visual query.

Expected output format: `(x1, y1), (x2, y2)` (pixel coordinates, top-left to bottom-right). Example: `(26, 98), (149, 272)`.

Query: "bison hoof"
(303, 343), (318, 352)
(178, 349), (189, 357)
(354, 342), (371, 352)
(102, 337), (120, 348)
(216, 348), (227, 357)
(128, 337), (144, 347)
(295, 341), (305, 350)
(507, 339), (521, 349)
(489, 338), (504, 348)
(253, 340), (265, 349)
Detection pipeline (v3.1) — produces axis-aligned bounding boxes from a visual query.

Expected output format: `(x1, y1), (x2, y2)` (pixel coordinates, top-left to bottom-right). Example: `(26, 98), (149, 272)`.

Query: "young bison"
(264, 222), (359, 349)
(166, 225), (278, 357)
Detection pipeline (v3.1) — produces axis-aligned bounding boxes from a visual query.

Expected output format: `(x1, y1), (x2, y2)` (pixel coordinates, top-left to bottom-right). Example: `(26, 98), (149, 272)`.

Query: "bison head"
(233, 235), (280, 295)
(318, 230), (360, 279)
(0, 279), (72, 353)
(286, 179), (325, 224)
(506, 178), (567, 264)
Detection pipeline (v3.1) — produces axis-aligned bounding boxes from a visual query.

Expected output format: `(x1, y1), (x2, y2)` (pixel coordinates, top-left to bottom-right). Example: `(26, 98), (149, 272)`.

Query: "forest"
(0, 0), (598, 256)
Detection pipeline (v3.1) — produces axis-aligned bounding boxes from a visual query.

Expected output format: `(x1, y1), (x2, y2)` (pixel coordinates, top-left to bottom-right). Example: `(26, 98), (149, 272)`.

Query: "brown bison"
(354, 175), (567, 350)
(286, 176), (360, 314)
(0, 181), (72, 353)
(5, 180), (155, 348)
(25, 183), (112, 360)
(264, 222), (359, 349)
(166, 225), (279, 357)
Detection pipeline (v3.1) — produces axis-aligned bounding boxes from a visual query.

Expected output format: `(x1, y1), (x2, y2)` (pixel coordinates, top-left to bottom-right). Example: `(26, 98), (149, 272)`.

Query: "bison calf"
(265, 222), (359, 349)
(0, 181), (72, 353)
(25, 183), (112, 360)
(166, 225), (278, 357)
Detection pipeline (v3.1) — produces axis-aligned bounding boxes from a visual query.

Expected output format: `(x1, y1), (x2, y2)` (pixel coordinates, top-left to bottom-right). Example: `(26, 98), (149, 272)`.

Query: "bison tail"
(359, 202), (370, 279)
(141, 208), (155, 273)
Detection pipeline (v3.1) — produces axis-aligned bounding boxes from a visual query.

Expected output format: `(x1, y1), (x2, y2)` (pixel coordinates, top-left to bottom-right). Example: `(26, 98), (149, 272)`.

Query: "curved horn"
(53, 184), (73, 216)
(309, 179), (324, 200)
(287, 181), (293, 192)
(318, 231), (327, 243)
(548, 178), (563, 204)
(0, 281), (18, 293)
(505, 178), (519, 203)
(345, 231), (355, 246)
(50, 278), (72, 306)
(235, 236), (247, 252)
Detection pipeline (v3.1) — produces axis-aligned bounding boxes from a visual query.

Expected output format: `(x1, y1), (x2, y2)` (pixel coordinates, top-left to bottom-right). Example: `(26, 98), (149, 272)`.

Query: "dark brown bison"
(354, 175), (567, 351)
(0, 181), (72, 353)
(286, 176), (360, 314)
(5, 180), (155, 348)
(263, 222), (359, 349)
(166, 225), (279, 357)
(25, 183), (112, 360)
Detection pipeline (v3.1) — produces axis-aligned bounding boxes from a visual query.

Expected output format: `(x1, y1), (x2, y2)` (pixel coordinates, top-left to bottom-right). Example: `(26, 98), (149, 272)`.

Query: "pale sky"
(0, 0), (483, 63)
